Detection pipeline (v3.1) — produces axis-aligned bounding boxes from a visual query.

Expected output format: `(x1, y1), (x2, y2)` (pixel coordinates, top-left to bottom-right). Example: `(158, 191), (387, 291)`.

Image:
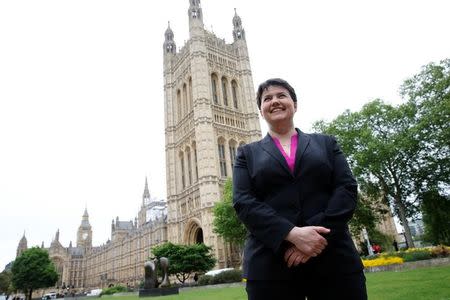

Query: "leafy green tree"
(314, 100), (420, 247)
(213, 178), (247, 262)
(11, 247), (58, 300)
(0, 270), (13, 297)
(349, 194), (387, 238)
(151, 243), (216, 284)
(400, 58), (450, 194)
(314, 59), (450, 248)
(422, 190), (450, 245)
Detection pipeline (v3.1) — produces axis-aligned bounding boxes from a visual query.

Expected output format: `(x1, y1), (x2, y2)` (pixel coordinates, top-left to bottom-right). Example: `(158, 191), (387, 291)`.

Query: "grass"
(365, 265), (450, 300)
(99, 265), (450, 300)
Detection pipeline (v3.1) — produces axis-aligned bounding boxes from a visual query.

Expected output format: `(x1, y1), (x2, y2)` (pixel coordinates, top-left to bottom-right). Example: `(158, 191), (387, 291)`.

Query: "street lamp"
(362, 227), (374, 256)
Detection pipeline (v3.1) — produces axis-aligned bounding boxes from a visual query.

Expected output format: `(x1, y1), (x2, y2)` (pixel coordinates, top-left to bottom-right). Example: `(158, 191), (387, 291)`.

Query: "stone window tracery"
(218, 138), (227, 177)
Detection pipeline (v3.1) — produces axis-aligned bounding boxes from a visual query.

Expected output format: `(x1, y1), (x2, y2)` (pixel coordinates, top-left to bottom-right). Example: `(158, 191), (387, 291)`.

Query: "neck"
(269, 125), (296, 140)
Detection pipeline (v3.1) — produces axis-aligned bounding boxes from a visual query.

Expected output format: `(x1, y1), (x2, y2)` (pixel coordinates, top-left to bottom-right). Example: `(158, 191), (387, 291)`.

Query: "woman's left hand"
(284, 245), (311, 268)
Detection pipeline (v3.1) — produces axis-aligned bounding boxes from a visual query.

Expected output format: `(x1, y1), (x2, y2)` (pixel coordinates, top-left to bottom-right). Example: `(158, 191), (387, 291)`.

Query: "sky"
(1, 0), (449, 270)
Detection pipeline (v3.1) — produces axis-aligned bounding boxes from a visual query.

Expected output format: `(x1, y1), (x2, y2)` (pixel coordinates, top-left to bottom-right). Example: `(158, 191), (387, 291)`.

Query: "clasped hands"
(284, 226), (330, 268)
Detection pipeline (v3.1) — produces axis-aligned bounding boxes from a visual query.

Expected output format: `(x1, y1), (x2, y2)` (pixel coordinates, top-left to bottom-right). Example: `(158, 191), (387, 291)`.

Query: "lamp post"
(362, 227), (374, 256)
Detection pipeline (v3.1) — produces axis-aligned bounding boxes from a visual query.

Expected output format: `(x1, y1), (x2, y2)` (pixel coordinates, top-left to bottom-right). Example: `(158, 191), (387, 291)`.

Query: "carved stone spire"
(232, 8), (246, 41)
(143, 176), (151, 204)
(163, 22), (176, 54)
(188, 0), (204, 33)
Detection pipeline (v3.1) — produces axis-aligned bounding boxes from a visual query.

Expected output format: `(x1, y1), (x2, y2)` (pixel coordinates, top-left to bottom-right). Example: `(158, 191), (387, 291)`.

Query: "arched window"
(232, 80), (239, 109)
(186, 147), (192, 186)
(229, 139), (237, 172)
(211, 74), (219, 104)
(177, 90), (182, 122)
(189, 77), (193, 110)
(179, 151), (186, 190)
(217, 138), (227, 177)
(183, 83), (189, 114)
(222, 77), (228, 106)
(192, 141), (198, 182)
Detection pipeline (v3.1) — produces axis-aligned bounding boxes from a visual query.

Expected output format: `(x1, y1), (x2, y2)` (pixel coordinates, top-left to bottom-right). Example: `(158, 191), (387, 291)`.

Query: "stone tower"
(16, 232), (28, 257)
(163, 0), (261, 267)
(76, 208), (92, 249)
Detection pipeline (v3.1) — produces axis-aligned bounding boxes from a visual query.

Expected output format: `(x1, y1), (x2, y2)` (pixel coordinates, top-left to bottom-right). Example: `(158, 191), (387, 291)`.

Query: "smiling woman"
(233, 78), (367, 300)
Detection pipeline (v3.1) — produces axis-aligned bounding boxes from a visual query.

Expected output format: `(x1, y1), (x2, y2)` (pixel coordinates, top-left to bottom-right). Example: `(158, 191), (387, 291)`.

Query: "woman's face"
(260, 85), (297, 126)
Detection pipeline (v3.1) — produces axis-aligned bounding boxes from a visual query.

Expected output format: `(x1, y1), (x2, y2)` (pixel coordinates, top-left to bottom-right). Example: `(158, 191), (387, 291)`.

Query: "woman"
(233, 78), (367, 299)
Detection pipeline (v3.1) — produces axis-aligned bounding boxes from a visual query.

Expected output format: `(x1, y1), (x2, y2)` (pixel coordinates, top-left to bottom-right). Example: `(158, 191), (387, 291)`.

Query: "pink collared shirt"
(271, 132), (298, 173)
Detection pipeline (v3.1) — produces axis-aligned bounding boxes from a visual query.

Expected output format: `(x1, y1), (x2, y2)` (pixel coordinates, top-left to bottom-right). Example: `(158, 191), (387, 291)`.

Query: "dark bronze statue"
(143, 257), (170, 289)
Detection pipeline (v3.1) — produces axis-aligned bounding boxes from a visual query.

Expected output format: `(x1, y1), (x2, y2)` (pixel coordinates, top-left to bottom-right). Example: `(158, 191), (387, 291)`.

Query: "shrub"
(210, 269), (242, 284)
(100, 285), (127, 295)
(197, 275), (213, 286)
(430, 245), (450, 258)
(396, 248), (432, 262)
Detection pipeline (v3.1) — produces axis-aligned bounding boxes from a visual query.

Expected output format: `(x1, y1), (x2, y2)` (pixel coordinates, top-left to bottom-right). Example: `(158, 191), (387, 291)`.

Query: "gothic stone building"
(162, 0), (261, 267)
(18, 179), (168, 289)
(17, 1), (261, 289)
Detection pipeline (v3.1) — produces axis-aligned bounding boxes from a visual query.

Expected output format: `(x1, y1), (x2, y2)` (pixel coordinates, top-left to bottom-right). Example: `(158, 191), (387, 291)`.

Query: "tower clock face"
(82, 232), (88, 240)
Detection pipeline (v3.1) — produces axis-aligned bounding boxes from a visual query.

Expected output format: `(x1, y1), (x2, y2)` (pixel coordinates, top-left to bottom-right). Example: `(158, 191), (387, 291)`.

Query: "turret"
(163, 22), (176, 55)
(16, 232), (28, 257)
(188, 0), (204, 34)
(232, 8), (246, 41)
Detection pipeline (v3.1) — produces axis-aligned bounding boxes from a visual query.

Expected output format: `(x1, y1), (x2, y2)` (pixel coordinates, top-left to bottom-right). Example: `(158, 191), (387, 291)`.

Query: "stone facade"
(18, 1), (261, 291)
(162, 0), (261, 268)
(20, 179), (168, 291)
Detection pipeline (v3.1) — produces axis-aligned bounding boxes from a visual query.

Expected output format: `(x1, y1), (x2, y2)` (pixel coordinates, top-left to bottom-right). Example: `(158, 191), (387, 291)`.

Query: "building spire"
(143, 176), (151, 205)
(188, 0), (204, 33)
(163, 21), (176, 54)
(81, 207), (91, 228)
(16, 231), (28, 257)
(232, 8), (246, 41)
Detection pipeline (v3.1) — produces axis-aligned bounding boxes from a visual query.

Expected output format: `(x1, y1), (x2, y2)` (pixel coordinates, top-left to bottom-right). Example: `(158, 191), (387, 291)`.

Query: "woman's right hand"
(285, 226), (330, 257)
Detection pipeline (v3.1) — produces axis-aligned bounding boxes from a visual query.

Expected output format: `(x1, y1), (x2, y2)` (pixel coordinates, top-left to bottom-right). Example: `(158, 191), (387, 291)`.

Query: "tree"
(348, 193), (387, 238)
(400, 59), (450, 197)
(314, 100), (420, 247)
(314, 59), (450, 248)
(11, 247), (58, 300)
(151, 243), (216, 284)
(421, 190), (450, 245)
(0, 270), (13, 297)
(213, 178), (247, 262)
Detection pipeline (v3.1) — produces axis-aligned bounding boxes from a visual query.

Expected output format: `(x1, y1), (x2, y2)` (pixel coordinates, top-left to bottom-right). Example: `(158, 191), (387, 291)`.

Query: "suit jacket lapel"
(294, 128), (311, 177)
(259, 133), (293, 177)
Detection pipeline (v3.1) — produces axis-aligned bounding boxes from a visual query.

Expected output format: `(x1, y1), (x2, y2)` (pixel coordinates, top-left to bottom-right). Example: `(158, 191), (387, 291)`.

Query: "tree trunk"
(27, 289), (33, 300)
(395, 197), (415, 248)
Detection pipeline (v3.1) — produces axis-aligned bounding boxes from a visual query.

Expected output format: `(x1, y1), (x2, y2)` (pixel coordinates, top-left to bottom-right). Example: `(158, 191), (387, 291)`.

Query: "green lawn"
(365, 265), (450, 300)
(100, 265), (450, 300)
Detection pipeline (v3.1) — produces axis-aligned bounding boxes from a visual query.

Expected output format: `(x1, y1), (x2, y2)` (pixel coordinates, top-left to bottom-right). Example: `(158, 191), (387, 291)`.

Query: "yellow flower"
(362, 256), (404, 268)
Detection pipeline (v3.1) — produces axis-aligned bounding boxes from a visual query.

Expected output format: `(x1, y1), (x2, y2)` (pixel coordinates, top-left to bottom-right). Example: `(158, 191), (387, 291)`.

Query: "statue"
(139, 257), (179, 297)
(159, 257), (170, 287)
(143, 259), (159, 289)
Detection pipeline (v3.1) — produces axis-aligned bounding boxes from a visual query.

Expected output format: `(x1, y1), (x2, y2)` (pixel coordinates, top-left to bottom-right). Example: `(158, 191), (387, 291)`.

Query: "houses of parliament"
(15, 0), (262, 289)
(14, 0), (398, 290)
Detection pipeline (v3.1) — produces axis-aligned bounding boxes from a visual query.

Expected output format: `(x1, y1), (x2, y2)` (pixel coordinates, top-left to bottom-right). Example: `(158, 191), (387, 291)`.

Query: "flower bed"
(362, 245), (449, 268)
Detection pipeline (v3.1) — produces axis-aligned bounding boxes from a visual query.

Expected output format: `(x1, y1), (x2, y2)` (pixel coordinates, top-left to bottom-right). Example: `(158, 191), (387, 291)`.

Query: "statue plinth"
(138, 287), (179, 297)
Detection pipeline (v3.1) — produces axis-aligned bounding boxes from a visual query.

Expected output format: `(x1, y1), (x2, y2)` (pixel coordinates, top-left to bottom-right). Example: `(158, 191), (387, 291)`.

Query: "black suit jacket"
(233, 129), (363, 280)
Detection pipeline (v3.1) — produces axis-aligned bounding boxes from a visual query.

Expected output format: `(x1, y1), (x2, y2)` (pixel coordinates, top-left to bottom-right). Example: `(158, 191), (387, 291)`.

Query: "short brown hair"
(256, 78), (297, 110)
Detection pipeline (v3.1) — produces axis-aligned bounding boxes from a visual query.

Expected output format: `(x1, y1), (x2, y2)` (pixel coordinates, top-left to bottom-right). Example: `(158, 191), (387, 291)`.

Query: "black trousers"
(245, 271), (367, 300)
